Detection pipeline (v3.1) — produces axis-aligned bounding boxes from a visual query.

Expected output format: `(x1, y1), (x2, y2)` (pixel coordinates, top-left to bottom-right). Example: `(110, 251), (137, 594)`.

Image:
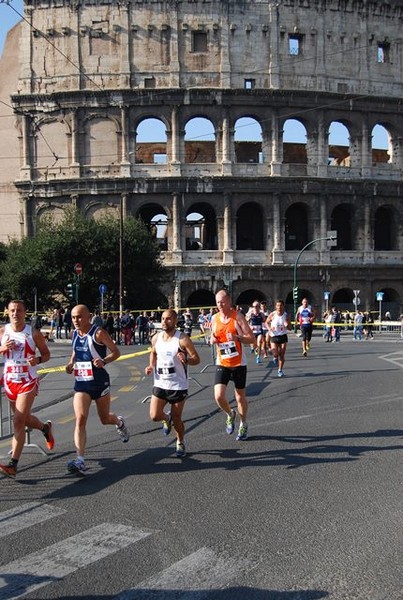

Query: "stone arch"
(236, 202), (264, 250)
(134, 117), (168, 164)
(328, 120), (351, 166)
(86, 203), (120, 221)
(330, 204), (354, 250)
(374, 205), (396, 251)
(186, 202), (217, 250)
(235, 288), (266, 311)
(184, 116), (216, 163)
(375, 287), (400, 319)
(371, 123), (391, 164)
(82, 115), (120, 165)
(282, 118), (307, 164)
(285, 202), (309, 250)
(136, 202), (169, 250)
(331, 287), (355, 313)
(33, 118), (70, 171)
(234, 116), (263, 164)
(36, 204), (66, 224)
(186, 288), (215, 308)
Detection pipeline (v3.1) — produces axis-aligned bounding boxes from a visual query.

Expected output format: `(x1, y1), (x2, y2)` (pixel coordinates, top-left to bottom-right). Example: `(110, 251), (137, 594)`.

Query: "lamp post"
(293, 234), (336, 331)
(119, 195), (124, 316)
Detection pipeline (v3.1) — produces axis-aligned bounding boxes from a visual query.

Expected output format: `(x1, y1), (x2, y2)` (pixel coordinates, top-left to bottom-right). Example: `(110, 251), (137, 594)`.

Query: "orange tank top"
(212, 309), (244, 368)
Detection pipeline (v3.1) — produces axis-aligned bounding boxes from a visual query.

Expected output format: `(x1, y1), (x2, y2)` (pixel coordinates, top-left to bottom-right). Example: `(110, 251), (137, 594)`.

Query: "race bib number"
(6, 359), (29, 382)
(157, 361), (176, 380)
(74, 361), (94, 382)
(219, 341), (239, 358)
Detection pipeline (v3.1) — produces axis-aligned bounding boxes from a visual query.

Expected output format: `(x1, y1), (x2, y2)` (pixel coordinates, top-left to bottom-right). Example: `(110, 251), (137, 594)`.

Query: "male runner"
(210, 289), (255, 441)
(145, 309), (200, 458)
(65, 304), (128, 476)
(0, 299), (53, 478)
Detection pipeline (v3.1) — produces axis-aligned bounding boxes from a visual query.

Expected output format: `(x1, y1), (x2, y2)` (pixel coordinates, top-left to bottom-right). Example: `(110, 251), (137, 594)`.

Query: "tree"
(0, 208), (167, 311)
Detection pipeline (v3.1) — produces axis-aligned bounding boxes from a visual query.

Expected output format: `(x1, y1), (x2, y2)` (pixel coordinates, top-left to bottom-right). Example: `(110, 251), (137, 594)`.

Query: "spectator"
(136, 311), (149, 344)
(63, 307), (72, 339)
(120, 310), (134, 345)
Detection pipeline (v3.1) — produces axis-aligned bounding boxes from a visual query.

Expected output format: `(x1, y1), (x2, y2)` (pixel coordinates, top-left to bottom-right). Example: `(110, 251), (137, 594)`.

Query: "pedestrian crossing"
(0, 503), (248, 600)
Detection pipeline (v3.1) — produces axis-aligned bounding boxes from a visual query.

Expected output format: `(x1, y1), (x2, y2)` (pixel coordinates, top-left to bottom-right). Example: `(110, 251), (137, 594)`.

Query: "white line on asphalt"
(115, 547), (250, 599)
(0, 502), (66, 539)
(0, 523), (151, 600)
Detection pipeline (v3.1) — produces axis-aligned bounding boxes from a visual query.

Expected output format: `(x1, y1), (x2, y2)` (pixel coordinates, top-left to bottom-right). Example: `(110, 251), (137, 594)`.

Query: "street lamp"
(293, 233), (337, 331)
(119, 195), (124, 315)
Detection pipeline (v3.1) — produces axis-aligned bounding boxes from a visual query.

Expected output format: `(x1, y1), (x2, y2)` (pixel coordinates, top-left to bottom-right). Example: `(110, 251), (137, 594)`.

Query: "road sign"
(99, 284), (108, 295)
(353, 297), (361, 306)
(324, 291), (330, 300)
(74, 263), (83, 275)
(376, 292), (384, 302)
(353, 289), (360, 296)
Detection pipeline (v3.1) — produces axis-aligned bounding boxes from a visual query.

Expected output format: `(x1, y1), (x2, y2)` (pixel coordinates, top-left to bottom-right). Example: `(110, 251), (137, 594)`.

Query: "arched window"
(328, 122), (350, 166)
(371, 124), (391, 164)
(135, 118), (167, 164)
(330, 204), (353, 250)
(234, 117), (263, 163)
(285, 203), (308, 250)
(236, 203), (264, 250)
(186, 203), (217, 250)
(283, 119), (307, 164)
(374, 206), (393, 250)
(184, 117), (216, 163)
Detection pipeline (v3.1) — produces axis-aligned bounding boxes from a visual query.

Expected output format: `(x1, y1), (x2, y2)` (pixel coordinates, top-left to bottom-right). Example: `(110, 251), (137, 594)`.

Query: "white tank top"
(269, 312), (289, 337)
(154, 330), (188, 390)
(1, 323), (38, 383)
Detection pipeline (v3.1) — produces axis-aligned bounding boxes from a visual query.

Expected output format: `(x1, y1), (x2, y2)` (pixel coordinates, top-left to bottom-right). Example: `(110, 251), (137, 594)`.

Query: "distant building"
(0, 0), (402, 316)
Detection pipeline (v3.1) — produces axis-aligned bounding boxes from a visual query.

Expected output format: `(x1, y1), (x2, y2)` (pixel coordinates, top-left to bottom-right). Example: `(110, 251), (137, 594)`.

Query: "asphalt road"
(0, 331), (402, 600)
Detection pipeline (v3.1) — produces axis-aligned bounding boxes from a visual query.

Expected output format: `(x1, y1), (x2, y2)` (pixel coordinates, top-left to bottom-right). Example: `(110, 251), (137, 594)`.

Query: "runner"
(247, 301), (266, 364)
(65, 304), (128, 476)
(0, 299), (53, 479)
(145, 309), (200, 458)
(265, 299), (291, 377)
(210, 289), (255, 441)
(296, 297), (315, 356)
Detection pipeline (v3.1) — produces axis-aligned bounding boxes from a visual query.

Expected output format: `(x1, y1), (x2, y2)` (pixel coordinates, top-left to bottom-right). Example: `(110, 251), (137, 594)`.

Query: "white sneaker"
(117, 416), (129, 443)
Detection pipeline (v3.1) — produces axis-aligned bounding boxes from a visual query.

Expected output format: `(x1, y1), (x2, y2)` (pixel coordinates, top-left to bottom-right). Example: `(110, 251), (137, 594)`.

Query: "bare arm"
(235, 312), (255, 345)
(30, 329), (50, 367)
(94, 328), (121, 368)
(144, 335), (158, 375)
(178, 334), (200, 366)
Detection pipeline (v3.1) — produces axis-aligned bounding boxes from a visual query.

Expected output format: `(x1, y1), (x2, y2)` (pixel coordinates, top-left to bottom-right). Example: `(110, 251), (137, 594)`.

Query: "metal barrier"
(0, 386), (12, 439)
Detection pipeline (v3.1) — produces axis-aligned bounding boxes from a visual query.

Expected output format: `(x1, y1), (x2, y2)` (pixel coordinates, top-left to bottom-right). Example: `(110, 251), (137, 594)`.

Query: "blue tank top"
(72, 325), (107, 384)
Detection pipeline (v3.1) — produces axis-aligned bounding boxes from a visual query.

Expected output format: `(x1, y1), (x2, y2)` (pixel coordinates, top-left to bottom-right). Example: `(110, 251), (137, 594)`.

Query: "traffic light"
(293, 287), (299, 302)
(67, 283), (74, 300)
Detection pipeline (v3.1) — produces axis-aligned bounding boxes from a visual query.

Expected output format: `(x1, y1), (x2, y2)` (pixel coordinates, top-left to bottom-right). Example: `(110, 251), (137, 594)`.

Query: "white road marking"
(0, 502), (66, 538)
(116, 547), (250, 599)
(0, 523), (151, 600)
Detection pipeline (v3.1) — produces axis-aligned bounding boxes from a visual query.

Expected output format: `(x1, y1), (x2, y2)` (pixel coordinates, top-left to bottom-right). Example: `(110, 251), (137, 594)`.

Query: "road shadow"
(58, 587), (328, 599)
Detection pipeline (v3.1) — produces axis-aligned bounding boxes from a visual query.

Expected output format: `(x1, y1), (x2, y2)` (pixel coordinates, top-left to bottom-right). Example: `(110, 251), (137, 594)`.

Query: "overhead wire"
(0, 0), (397, 169)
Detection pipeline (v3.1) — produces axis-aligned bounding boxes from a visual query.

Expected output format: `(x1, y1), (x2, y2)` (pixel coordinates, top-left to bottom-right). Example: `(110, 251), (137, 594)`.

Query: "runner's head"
(8, 300), (27, 329)
(215, 289), (232, 313)
(161, 309), (178, 333)
(71, 304), (91, 331)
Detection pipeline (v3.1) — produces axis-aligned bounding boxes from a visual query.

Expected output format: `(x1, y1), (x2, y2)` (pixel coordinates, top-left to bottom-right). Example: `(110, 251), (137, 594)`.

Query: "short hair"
(8, 299), (26, 310)
(162, 308), (177, 319)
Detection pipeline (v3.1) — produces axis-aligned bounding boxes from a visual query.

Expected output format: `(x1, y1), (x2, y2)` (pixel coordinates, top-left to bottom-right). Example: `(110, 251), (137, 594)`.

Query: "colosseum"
(0, 0), (402, 317)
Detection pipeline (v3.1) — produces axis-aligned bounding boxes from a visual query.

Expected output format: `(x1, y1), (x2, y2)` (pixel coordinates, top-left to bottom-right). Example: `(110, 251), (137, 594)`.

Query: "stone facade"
(1, 0), (403, 316)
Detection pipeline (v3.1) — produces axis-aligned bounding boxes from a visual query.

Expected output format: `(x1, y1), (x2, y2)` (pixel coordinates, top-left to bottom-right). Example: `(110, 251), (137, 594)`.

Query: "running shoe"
(303, 351), (307, 357)
(43, 420), (55, 450)
(0, 461), (17, 479)
(236, 424), (248, 441)
(67, 458), (86, 476)
(226, 409), (236, 434)
(278, 369), (284, 378)
(116, 416), (129, 443)
(162, 412), (172, 436)
(175, 441), (186, 458)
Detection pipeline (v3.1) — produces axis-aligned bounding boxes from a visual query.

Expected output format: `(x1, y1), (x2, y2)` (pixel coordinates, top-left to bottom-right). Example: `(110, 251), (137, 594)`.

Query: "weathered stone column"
(221, 114), (232, 175)
(170, 106), (181, 176)
(172, 192), (183, 262)
(271, 193), (283, 263)
(223, 192), (234, 263)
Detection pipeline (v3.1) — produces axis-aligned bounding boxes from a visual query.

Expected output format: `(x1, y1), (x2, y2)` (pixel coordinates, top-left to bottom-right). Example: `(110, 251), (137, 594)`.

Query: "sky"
(0, 0), (388, 148)
(0, 0), (23, 56)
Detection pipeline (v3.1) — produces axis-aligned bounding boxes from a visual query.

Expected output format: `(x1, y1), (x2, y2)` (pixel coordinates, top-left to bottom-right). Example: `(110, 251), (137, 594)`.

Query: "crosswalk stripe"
(0, 523), (151, 600)
(115, 547), (250, 599)
(0, 503), (66, 539)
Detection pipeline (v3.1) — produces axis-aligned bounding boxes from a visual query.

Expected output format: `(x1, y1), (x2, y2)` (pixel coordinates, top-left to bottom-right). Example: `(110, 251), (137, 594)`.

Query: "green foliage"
(0, 207), (167, 311)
